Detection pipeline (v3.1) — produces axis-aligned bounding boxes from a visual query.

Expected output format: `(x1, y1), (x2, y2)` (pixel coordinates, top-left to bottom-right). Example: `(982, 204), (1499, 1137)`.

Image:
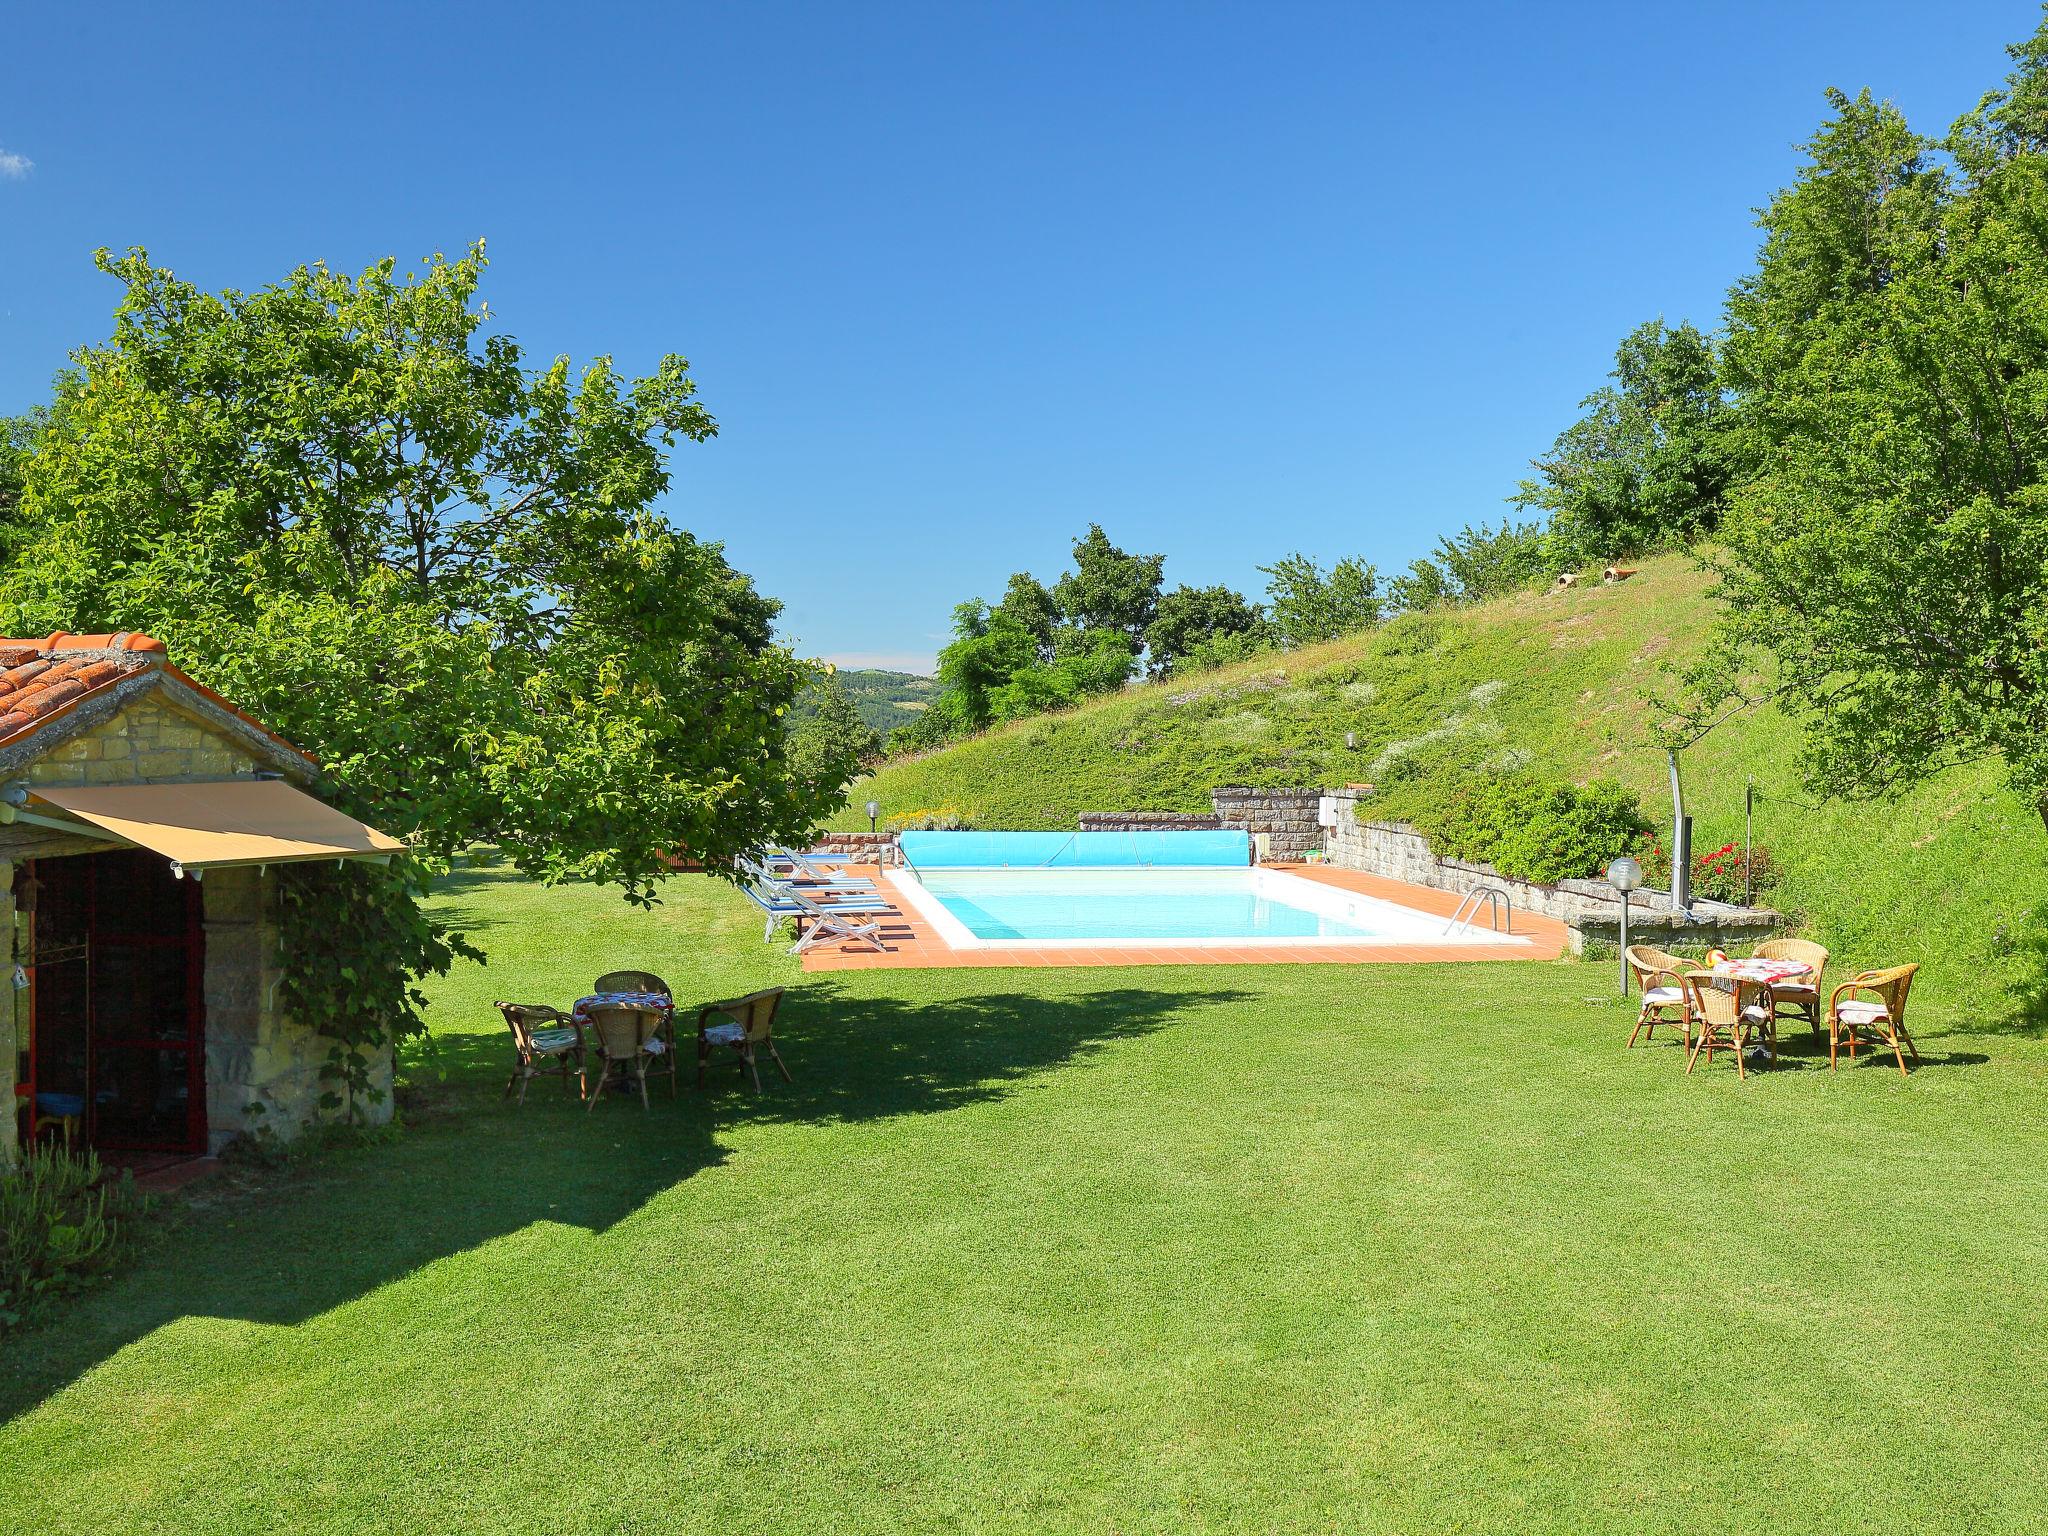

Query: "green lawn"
(3, 861), (2047, 1533)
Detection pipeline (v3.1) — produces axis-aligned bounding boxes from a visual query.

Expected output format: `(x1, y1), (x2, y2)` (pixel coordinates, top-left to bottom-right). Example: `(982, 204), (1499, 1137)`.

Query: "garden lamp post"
(1606, 855), (1644, 998)
(865, 798), (880, 835)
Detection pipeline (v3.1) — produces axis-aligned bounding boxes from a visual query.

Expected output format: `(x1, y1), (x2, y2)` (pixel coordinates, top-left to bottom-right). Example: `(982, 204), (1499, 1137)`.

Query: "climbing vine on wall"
(275, 858), (477, 1121)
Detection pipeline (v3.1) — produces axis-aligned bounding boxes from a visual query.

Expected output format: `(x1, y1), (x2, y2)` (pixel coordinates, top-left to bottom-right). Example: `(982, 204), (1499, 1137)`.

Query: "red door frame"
(26, 853), (207, 1154)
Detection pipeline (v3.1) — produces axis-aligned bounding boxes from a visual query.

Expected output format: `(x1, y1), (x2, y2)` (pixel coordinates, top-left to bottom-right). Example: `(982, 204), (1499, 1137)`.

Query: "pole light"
(1606, 855), (1644, 997)
(865, 799), (880, 835)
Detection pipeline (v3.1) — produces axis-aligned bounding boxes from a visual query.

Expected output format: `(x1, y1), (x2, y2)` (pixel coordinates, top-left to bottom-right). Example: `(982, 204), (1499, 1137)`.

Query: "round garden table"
(1706, 958), (1814, 1061)
(1708, 957), (1814, 988)
(571, 990), (676, 1062)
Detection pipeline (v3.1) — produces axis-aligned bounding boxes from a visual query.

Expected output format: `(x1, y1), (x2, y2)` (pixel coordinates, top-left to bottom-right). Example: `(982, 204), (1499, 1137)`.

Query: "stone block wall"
(1077, 810), (1223, 832)
(1321, 791), (1783, 952)
(201, 866), (392, 1150)
(22, 694), (262, 789)
(809, 831), (901, 866)
(1211, 786), (1323, 861)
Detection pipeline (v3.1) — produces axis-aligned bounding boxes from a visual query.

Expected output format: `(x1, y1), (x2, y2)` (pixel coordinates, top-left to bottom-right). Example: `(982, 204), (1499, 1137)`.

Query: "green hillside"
(835, 668), (939, 735)
(835, 556), (2047, 995)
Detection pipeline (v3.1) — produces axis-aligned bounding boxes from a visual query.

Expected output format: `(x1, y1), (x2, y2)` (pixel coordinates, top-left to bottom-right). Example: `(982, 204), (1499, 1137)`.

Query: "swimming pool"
(888, 866), (1528, 949)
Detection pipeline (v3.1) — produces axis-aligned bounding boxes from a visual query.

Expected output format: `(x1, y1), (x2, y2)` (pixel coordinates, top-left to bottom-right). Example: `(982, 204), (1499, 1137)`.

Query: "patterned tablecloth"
(571, 991), (675, 1052)
(1709, 958), (1813, 987)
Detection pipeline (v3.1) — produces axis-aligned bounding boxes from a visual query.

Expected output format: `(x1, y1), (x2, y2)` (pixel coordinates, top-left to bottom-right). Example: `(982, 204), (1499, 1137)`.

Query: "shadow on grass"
(0, 981), (1239, 1423)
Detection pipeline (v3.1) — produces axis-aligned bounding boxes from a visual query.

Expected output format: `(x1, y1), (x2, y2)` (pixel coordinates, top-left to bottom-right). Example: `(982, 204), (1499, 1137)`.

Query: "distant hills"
(835, 668), (939, 736)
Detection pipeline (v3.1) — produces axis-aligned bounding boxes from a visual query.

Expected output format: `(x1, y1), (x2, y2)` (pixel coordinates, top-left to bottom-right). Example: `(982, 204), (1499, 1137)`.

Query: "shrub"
(885, 805), (970, 831)
(1, 1144), (152, 1332)
(1641, 837), (1781, 906)
(1378, 768), (1652, 886)
(1178, 627), (1274, 674)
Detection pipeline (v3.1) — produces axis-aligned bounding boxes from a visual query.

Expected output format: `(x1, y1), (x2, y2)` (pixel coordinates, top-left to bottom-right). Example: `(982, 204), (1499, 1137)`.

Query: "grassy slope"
(836, 557), (2046, 989)
(1, 865), (2045, 1533)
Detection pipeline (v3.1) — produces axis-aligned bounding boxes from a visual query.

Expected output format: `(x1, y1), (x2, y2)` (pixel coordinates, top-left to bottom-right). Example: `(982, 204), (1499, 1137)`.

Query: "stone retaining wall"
(1077, 810), (1223, 832)
(1211, 786), (1323, 861)
(810, 830), (901, 866)
(1322, 791), (1783, 952)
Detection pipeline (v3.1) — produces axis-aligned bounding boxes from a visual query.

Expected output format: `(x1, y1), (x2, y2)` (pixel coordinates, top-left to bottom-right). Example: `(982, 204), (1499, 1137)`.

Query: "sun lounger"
(766, 846), (879, 885)
(740, 878), (891, 951)
(747, 850), (876, 891)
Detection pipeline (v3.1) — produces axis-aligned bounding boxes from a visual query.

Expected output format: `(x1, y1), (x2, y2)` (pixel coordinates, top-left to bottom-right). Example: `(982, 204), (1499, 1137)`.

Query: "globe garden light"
(1607, 855), (1645, 996)
(865, 799), (880, 834)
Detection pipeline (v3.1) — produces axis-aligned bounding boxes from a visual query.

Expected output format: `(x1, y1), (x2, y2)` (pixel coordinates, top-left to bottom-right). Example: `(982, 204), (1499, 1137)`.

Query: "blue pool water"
(914, 868), (1386, 942)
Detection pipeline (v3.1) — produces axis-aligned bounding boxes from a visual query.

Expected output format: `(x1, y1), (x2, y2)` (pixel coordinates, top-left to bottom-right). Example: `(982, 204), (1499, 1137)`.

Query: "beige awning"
(30, 779), (406, 872)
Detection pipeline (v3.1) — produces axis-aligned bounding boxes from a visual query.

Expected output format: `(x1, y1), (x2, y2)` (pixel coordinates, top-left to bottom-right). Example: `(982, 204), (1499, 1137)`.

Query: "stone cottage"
(0, 632), (405, 1165)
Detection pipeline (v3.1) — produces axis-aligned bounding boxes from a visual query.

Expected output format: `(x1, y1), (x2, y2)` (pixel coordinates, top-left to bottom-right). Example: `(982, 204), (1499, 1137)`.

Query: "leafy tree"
(1052, 524), (1164, 650)
(1387, 558), (1456, 614)
(788, 672), (880, 790)
(1695, 29), (2048, 832)
(1259, 552), (1382, 647)
(995, 571), (1060, 659)
(1390, 519), (1557, 611)
(1514, 320), (1741, 560)
(1143, 582), (1266, 675)
(3, 246), (839, 900)
(930, 599), (1047, 732)
(1437, 518), (1558, 601)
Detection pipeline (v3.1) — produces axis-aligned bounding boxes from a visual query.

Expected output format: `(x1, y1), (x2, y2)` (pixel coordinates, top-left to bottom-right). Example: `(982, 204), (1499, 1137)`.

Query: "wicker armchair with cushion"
(696, 987), (791, 1092)
(1827, 963), (1921, 1076)
(496, 1002), (585, 1104)
(583, 1002), (676, 1110)
(1624, 945), (1698, 1049)
(1681, 974), (1776, 1079)
(1752, 938), (1830, 1040)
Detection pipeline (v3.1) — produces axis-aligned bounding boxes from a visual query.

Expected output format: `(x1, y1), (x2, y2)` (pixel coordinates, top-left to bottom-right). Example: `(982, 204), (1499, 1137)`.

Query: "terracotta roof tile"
(0, 631), (317, 767)
(0, 634), (161, 752)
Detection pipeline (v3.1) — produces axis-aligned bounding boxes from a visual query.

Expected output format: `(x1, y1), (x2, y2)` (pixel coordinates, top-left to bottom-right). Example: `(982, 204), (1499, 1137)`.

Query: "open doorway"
(25, 850), (207, 1154)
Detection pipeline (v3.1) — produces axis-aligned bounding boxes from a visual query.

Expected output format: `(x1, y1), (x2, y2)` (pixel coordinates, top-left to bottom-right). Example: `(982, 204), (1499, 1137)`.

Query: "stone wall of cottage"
(20, 693), (262, 789)
(197, 866), (392, 1151)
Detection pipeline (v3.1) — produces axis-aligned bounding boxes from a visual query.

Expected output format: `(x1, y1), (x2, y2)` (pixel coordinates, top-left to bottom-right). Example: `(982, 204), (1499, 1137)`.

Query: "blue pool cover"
(898, 829), (1250, 868)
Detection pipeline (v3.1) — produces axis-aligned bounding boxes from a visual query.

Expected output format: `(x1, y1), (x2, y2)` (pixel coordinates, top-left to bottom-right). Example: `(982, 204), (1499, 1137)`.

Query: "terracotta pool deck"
(797, 863), (1569, 971)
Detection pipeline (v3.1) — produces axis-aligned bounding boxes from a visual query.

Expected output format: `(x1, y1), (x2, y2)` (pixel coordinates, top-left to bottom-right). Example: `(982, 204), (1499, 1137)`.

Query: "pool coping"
(795, 863), (1569, 971)
(885, 866), (1536, 951)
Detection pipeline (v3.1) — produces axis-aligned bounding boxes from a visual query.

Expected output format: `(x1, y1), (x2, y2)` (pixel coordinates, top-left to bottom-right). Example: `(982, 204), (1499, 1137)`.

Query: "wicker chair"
(583, 1002), (675, 1110)
(593, 969), (672, 998)
(1624, 944), (1697, 1048)
(1752, 938), (1830, 1040)
(496, 1002), (585, 1104)
(696, 987), (791, 1092)
(1680, 973), (1776, 1079)
(1827, 963), (1921, 1076)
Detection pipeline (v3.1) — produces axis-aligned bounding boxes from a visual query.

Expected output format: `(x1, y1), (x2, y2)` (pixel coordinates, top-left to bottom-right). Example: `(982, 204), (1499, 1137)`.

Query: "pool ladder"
(1444, 884), (1513, 936)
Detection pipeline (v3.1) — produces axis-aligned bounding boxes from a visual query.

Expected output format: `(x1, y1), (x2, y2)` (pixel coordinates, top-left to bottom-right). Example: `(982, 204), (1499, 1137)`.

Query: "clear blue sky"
(0, 1), (2032, 672)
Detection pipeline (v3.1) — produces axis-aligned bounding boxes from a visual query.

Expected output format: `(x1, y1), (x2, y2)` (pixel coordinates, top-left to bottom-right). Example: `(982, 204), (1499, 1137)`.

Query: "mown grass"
(1, 862), (2045, 1533)
(838, 557), (2048, 993)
